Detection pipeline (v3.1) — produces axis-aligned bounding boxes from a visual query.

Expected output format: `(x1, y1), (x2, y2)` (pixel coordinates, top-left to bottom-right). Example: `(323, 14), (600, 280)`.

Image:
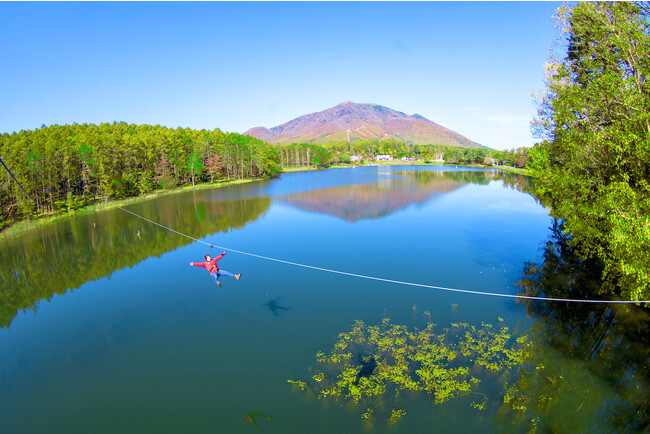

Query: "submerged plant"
(288, 316), (530, 425)
(388, 408), (406, 424)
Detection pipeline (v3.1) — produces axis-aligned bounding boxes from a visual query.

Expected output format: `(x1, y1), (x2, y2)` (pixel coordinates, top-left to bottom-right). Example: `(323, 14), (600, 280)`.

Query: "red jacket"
(190, 252), (226, 275)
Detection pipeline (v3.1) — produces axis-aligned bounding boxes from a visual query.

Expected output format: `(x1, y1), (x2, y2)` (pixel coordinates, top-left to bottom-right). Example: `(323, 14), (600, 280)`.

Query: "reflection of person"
(190, 252), (241, 287)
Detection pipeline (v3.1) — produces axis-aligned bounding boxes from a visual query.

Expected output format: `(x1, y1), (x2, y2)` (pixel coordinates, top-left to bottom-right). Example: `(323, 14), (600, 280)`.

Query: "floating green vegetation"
(288, 316), (530, 426)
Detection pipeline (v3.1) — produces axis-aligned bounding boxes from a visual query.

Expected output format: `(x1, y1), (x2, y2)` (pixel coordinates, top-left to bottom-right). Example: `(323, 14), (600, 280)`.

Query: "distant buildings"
(375, 154), (393, 161)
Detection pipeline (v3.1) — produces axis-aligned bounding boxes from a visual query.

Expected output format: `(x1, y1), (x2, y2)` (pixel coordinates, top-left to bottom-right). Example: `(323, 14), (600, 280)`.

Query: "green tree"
(186, 151), (205, 186)
(530, 2), (650, 300)
(310, 144), (331, 168)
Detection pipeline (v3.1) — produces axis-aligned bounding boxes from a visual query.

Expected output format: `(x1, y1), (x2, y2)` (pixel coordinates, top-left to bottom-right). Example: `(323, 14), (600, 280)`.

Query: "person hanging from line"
(190, 251), (241, 287)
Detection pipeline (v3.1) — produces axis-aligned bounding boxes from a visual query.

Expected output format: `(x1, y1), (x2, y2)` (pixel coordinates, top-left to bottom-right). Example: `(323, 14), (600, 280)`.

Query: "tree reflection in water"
(501, 220), (650, 432)
(0, 195), (271, 329)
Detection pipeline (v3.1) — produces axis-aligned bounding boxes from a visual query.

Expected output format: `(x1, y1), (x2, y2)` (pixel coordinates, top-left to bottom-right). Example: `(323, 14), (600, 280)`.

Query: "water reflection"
(0, 166), (560, 433)
(502, 221), (650, 432)
(0, 168), (530, 329)
(0, 193), (271, 329)
(280, 170), (510, 222)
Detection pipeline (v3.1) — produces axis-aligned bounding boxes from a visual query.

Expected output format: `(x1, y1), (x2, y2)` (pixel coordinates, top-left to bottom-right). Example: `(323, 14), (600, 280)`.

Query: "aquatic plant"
(388, 408), (406, 424)
(288, 316), (530, 425)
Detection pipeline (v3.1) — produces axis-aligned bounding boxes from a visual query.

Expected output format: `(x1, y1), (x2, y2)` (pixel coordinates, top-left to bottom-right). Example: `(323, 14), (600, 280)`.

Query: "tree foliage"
(276, 139), (503, 167)
(529, 2), (650, 300)
(0, 123), (280, 227)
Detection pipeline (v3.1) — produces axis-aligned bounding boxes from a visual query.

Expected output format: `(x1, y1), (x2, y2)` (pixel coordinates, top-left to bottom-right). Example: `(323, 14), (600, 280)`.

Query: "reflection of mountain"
(0, 194), (271, 328)
(281, 171), (483, 222)
(281, 184), (450, 222)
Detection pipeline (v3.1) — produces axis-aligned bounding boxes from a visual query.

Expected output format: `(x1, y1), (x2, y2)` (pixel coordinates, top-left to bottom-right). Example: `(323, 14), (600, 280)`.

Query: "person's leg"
(220, 270), (241, 280)
(212, 272), (221, 287)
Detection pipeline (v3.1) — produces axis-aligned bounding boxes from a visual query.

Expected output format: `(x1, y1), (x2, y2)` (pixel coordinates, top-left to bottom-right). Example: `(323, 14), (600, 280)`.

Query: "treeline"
(492, 148), (529, 168)
(277, 140), (529, 167)
(0, 122), (280, 227)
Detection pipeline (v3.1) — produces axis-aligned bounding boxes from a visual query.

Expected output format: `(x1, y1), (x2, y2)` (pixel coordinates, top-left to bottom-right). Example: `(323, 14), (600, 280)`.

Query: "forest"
(0, 123), (280, 228)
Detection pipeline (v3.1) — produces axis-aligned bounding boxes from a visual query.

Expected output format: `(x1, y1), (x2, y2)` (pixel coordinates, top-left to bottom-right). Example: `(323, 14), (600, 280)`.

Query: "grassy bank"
(0, 177), (266, 241)
(277, 165), (321, 173)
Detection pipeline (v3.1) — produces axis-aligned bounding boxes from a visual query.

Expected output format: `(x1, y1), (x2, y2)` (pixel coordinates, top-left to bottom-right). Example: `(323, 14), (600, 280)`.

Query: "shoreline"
(1, 163), (528, 241)
(0, 177), (268, 241)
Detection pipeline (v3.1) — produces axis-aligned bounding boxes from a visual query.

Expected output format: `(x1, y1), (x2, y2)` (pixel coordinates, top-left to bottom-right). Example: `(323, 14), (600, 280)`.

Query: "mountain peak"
(244, 102), (482, 148)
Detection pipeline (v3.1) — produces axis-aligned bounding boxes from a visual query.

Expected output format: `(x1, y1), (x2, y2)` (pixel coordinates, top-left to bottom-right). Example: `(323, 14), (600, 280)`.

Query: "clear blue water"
(3, 165), (641, 433)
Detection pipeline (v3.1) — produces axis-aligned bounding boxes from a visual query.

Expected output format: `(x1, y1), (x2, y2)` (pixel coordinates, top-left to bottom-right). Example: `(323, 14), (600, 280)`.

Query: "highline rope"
(116, 205), (650, 305)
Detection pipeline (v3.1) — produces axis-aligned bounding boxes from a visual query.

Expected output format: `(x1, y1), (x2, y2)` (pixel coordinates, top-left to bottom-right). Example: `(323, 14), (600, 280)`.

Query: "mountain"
(244, 101), (483, 148)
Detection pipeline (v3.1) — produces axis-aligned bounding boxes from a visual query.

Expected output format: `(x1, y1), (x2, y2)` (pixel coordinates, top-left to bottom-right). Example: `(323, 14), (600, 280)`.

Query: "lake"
(1, 165), (648, 433)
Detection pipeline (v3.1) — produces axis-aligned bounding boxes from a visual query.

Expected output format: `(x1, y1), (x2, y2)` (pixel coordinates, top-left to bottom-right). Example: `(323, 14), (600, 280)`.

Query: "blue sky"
(0, 2), (562, 150)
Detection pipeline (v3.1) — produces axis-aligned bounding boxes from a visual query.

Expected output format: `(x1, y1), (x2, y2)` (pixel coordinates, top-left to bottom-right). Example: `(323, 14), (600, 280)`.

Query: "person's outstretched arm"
(212, 252), (226, 264)
(190, 261), (208, 268)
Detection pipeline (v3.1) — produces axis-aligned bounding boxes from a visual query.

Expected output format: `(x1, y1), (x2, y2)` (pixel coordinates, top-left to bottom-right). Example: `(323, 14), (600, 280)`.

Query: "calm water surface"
(1, 166), (647, 433)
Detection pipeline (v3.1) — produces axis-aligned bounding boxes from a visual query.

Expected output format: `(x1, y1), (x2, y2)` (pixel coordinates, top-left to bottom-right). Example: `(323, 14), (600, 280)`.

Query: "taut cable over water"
(0, 155), (38, 211)
(116, 205), (650, 305)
